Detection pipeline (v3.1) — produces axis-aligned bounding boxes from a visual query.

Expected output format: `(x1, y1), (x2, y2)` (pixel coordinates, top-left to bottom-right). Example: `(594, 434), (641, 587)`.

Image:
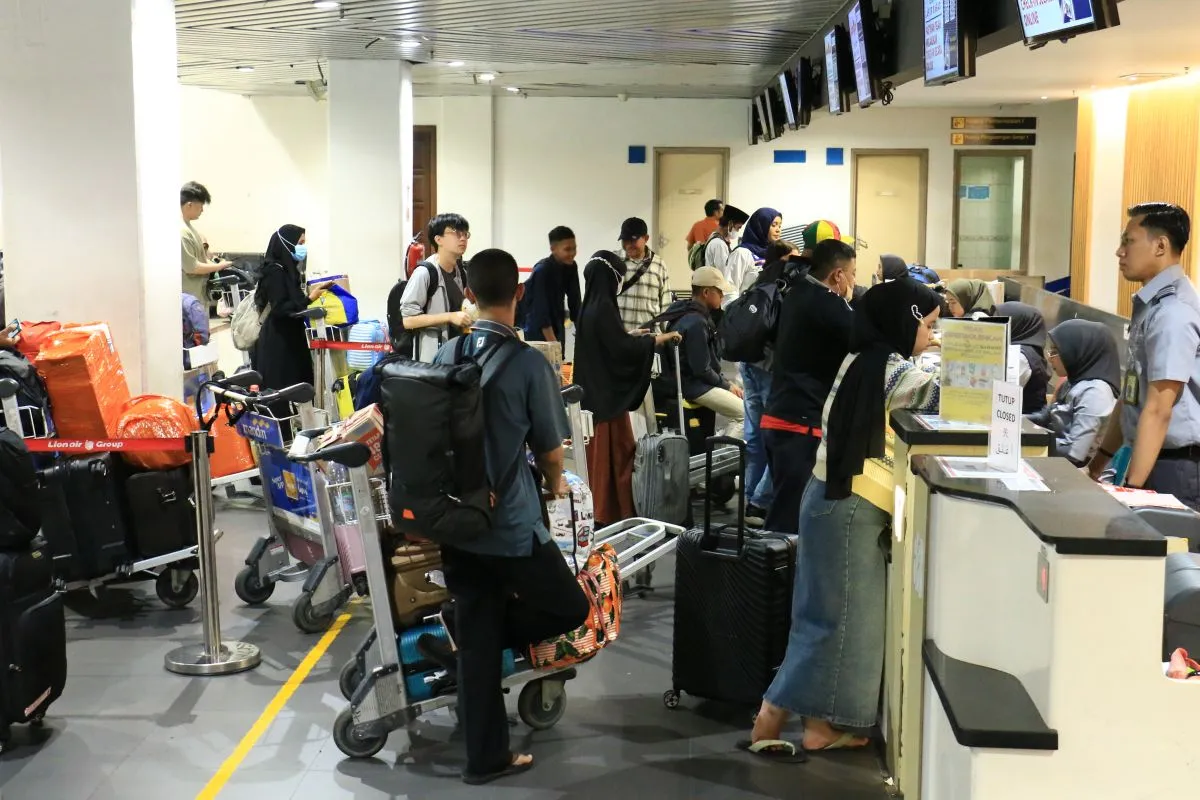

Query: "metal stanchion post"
(165, 429), (262, 676)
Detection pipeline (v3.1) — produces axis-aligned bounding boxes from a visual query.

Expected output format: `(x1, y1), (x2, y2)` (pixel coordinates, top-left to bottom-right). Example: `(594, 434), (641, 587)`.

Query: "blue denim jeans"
(764, 478), (890, 729)
(740, 363), (774, 509)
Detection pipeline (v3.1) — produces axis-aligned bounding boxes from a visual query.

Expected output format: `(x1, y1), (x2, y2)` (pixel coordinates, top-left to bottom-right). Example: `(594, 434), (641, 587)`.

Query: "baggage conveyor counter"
(884, 411), (1052, 796)
(909, 456), (1199, 800)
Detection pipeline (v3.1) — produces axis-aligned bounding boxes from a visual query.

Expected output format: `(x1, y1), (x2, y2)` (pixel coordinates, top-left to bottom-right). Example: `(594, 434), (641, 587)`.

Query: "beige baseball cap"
(691, 266), (734, 294)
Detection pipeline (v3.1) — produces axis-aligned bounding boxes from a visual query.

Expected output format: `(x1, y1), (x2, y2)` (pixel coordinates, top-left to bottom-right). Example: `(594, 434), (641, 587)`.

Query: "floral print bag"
(529, 543), (622, 669)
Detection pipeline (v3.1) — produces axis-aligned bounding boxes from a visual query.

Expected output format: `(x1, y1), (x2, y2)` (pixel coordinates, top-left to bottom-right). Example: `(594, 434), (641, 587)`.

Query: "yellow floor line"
(195, 612), (353, 800)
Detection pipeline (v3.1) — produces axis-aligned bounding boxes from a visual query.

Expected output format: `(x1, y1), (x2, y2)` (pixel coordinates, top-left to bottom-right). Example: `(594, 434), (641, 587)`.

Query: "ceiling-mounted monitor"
(766, 85), (788, 137)
(795, 58), (814, 127)
(754, 94), (773, 142)
(777, 70), (798, 131)
(1017, 0), (1120, 49)
(924, 0), (977, 86)
(824, 26), (851, 115)
(847, 0), (883, 107)
(748, 101), (764, 145)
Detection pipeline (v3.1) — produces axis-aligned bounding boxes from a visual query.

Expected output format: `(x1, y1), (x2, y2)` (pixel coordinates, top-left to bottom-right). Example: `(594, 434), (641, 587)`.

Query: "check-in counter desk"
(884, 411), (1052, 797)
(909, 456), (1198, 800)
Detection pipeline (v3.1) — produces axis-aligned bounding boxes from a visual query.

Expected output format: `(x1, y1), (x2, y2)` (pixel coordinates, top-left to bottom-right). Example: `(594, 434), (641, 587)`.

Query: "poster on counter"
(938, 318), (1010, 425)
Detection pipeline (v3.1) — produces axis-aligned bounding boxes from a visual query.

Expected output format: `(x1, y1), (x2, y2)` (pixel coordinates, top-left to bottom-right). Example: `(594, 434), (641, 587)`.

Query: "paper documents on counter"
(936, 457), (1050, 492)
(915, 414), (988, 432)
(1100, 484), (1190, 511)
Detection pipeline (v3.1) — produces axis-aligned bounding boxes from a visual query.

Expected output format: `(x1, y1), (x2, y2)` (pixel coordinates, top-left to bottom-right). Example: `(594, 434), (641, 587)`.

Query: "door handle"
(658, 234), (668, 249)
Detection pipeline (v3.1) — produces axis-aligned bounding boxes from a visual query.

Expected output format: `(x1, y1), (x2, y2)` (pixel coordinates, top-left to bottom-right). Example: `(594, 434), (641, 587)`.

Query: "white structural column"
(0, 0), (181, 396)
(328, 60), (414, 321)
(1084, 89), (1129, 315)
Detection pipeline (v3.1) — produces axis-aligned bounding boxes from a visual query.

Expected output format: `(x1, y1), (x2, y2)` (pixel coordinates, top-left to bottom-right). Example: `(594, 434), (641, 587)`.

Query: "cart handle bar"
(561, 384), (584, 405)
(0, 377), (17, 400)
(207, 379), (316, 408)
(290, 440), (371, 469)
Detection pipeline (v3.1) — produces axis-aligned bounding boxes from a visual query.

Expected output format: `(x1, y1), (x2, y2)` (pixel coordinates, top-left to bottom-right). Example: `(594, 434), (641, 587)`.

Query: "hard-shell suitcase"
(334, 523), (368, 596)
(37, 454), (131, 581)
(667, 437), (797, 709)
(0, 539), (67, 745)
(125, 466), (196, 559)
(633, 343), (690, 526)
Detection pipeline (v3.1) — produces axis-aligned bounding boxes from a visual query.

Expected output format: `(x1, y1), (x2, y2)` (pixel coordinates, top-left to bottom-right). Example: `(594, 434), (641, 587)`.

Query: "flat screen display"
(778, 72), (797, 130)
(1019, 0), (1098, 42)
(824, 29), (842, 115)
(755, 95), (773, 142)
(925, 0), (961, 84)
(847, 2), (875, 106)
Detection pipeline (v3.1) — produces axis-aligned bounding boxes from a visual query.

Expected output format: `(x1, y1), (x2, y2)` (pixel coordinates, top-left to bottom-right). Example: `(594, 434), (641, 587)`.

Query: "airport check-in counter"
(884, 411), (1052, 798)
(909, 456), (1198, 800)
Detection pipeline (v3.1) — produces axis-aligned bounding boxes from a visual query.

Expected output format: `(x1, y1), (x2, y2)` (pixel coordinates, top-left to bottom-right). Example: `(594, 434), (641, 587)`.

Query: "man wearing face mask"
(704, 206), (750, 271)
(760, 240), (857, 533)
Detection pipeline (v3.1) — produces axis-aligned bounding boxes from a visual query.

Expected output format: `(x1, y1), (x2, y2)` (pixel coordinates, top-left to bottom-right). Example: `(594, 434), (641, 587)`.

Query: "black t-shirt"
(766, 276), (855, 426)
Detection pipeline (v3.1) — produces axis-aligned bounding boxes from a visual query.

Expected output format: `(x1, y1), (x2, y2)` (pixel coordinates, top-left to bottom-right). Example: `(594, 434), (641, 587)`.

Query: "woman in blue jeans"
(742, 279), (943, 760)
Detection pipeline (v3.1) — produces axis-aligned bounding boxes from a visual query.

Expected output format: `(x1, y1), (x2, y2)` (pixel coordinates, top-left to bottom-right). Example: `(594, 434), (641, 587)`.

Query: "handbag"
(528, 542), (621, 669)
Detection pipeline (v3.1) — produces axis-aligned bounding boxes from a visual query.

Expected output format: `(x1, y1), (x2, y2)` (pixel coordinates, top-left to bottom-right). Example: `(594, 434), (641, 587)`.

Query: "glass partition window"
(953, 152), (1031, 270)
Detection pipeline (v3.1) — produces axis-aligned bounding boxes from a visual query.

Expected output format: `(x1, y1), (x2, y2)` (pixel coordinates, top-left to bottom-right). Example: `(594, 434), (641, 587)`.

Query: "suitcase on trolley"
(37, 454), (131, 581)
(0, 538), (67, 742)
(633, 343), (690, 526)
(667, 437), (796, 709)
(125, 466), (197, 559)
(389, 542), (448, 628)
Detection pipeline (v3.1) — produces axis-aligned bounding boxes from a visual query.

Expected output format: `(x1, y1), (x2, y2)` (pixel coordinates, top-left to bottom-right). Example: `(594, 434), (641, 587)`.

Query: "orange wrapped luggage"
(113, 395), (198, 470)
(208, 406), (256, 478)
(35, 330), (131, 439)
(16, 321), (62, 361)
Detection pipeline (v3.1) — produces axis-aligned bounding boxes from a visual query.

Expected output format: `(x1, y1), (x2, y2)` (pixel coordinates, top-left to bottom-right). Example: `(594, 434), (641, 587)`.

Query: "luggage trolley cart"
(305, 437), (684, 759)
(0, 380), (203, 608)
(222, 375), (352, 633)
(300, 307), (356, 424)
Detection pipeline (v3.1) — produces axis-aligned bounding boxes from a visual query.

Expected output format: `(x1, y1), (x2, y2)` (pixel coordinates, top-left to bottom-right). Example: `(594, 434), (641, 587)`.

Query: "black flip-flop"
(736, 739), (809, 764)
(461, 758), (535, 785)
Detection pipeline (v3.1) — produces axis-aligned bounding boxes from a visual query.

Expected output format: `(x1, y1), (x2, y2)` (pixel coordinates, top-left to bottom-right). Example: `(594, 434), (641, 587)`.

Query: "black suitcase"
(37, 454), (131, 581)
(125, 466), (196, 558)
(666, 437), (797, 709)
(0, 538), (67, 745)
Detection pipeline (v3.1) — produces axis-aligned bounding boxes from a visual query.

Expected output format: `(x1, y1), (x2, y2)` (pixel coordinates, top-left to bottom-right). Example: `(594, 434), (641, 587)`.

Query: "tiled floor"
(0, 501), (891, 799)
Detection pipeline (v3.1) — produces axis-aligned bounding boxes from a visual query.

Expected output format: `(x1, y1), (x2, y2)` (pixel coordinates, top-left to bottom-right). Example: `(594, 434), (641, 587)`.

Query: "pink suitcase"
(334, 523), (368, 596)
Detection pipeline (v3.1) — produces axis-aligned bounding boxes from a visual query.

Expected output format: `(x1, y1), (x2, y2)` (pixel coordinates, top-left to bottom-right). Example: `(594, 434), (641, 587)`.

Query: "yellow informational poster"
(938, 319), (1010, 425)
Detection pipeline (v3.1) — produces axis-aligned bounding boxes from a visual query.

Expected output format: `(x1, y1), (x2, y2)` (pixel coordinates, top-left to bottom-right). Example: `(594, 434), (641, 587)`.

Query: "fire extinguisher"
(405, 235), (425, 278)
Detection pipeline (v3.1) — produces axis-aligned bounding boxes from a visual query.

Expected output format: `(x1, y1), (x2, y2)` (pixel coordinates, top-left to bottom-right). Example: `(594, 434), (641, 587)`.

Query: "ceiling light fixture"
(478, 72), (496, 82)
(1040, 95), (1048, 100)
(447, 60), (465, 67)
(506, 86), (520, 93)
(312, 1), (340, 9)
(399, 39), (420, 48)
(236, 65), (255, 72)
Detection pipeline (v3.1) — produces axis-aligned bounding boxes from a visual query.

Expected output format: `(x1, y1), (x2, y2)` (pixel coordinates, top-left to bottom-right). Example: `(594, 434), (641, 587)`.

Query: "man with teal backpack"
(689, 205), (748, 272)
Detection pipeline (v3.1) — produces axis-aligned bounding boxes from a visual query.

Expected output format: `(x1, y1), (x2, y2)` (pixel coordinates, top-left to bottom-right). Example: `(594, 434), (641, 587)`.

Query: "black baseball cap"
(619, 217), (649, 241)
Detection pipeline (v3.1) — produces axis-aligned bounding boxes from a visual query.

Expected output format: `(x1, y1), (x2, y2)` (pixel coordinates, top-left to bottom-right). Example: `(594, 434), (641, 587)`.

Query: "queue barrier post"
(164, 429), (262, 676)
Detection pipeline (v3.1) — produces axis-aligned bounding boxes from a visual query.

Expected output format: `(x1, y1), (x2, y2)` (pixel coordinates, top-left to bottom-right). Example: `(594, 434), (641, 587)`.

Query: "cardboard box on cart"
(314, 403), (384, 477)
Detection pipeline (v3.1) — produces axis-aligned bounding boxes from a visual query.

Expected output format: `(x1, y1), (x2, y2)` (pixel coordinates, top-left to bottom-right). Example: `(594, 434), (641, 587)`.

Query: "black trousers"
(1148, 456), (1200, 513)
(442, 539), (590, 775)
(763, 429), (822, 534)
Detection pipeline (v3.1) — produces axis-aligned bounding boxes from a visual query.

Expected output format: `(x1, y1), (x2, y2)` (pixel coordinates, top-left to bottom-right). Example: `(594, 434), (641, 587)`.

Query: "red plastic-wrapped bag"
(114, 395), (198, 470)
(16, 321), (62, 361)
(207, 406), (256, 478)
(36, 330), (131, 438)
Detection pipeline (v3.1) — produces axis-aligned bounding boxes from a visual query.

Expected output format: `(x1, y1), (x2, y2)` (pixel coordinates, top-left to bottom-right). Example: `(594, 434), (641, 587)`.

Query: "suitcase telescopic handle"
(672, 341), (686, 436)
(704, 436), (747, 557)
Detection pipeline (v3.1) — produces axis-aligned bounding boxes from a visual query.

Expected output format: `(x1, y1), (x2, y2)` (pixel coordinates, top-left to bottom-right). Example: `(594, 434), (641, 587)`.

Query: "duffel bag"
(529, 543), (621, 669)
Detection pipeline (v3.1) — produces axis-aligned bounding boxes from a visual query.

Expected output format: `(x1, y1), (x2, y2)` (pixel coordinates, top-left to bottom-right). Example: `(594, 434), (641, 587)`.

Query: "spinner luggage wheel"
(662, 689), (681, 709)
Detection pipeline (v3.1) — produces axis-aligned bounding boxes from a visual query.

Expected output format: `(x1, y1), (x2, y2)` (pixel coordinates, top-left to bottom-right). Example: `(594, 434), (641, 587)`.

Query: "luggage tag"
(288, 431), (315, 460)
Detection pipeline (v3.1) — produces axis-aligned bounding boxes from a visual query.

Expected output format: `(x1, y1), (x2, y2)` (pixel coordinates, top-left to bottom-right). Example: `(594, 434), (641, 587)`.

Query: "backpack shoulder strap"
(619, 254), (655, 296)
(423, 261), (440, 309)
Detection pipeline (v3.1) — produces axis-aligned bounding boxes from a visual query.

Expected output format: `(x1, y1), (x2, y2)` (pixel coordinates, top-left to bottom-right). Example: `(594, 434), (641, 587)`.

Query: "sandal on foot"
(461, 758), (534, 785)
(736, 739), (808, 764)
(808, 731), (870, 752)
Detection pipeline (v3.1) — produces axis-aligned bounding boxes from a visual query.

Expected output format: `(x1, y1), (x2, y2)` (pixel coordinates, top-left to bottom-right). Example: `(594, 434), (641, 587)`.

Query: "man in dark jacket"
(661, 266), (744, 436)
(761, 240), (857, 532)
(519, 226), (581, 353)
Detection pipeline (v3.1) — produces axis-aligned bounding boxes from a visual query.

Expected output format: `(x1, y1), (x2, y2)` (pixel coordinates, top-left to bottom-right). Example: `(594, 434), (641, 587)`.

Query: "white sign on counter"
(988, 379), (1022, 473)
(1006, 345), (1021, 385)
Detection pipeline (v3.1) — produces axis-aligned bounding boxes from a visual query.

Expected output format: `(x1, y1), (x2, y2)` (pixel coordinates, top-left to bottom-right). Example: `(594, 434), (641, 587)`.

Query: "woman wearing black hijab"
(876, 254), (908, 284)
(746, 279), (942, 760)
(1028, 319), (1120, 466)
(574, 251), (680, 526)
(252, 224), (330, 393)
(996, 302), (1051, 413)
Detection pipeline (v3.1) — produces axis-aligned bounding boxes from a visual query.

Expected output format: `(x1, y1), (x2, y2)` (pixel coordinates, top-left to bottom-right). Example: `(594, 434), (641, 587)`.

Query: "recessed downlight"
(313, 1), (340, 9)
(478, 72), (496, 82)
(399, 39), (420, 48)
(506, 86), (520, 93)
(236, 66), (255, 73)
(447, 60), (465, 67)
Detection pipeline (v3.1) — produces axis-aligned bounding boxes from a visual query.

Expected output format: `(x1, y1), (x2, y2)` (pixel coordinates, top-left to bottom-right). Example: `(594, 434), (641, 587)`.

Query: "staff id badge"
(1123, 370), (1140, 406)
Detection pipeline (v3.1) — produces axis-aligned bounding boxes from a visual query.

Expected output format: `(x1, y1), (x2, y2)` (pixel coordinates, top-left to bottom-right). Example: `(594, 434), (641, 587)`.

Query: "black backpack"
(380, 337), (524, 546)
(386, 261), (440, 356)
(0, 349), (52, 438)
(718, 279), (783, 363)
(0, 427), (40, 550)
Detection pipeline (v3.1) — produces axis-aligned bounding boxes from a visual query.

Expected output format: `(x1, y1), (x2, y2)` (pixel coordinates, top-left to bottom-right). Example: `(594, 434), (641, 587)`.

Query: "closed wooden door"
(654, 149), (728, 290)
(853, 151), (928, 282)
(413, 126), (437, 241)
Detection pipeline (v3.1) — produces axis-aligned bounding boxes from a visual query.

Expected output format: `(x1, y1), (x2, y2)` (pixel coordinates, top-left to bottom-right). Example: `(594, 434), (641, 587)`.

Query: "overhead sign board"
(952, 116), (1038, 131)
